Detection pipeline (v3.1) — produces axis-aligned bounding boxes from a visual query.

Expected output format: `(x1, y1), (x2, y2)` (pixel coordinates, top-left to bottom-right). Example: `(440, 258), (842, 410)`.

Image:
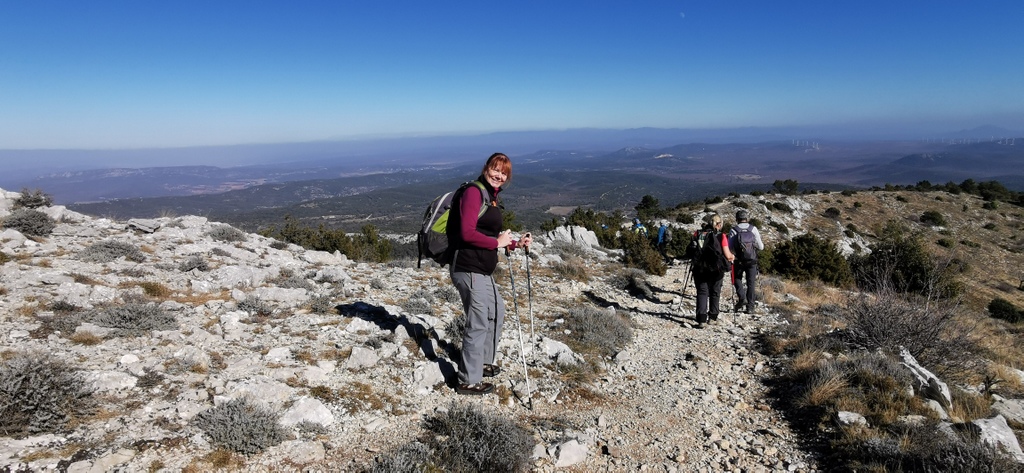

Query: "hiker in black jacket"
(447, 153), (532, 395)
(728, 210), (764, 314)
(689, 214), (734, 328)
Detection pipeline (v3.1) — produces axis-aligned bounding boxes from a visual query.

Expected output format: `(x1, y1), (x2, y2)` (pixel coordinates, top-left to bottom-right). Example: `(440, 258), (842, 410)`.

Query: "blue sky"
(2, 1), (1022, 149)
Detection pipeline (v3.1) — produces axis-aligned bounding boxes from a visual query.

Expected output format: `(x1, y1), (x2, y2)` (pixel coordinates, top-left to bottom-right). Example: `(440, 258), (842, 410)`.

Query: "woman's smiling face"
(484, 166), (507, 188)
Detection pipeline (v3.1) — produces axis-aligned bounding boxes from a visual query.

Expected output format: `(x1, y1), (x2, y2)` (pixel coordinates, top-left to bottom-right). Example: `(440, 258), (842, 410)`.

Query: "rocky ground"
(0, 188), (823, 472)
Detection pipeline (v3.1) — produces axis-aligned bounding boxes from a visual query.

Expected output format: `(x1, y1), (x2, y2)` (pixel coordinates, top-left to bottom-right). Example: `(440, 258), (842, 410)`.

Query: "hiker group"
(418, 151), (765, 396)
(684, 210), (764, 328)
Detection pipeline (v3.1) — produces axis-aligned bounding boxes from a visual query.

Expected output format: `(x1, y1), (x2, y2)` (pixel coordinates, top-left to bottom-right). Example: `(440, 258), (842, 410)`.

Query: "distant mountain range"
(49, 137), (1024, 235)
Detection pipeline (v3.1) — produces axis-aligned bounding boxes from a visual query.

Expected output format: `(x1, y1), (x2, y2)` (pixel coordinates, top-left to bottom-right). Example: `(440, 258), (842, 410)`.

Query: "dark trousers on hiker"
(451, 271), (505, 385)
(733, 261), (758, 311)
(695, 272), (724, 324)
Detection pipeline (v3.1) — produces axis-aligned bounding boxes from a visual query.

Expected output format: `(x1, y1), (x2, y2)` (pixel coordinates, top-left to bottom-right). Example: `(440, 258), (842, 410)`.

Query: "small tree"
(773, 179), (799, 195)
(767, 234), (853, 287)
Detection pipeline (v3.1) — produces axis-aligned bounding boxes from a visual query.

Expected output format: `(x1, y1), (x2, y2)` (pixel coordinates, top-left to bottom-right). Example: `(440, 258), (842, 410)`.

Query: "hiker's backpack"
(690, 229), (730, 275)
(734, 226), (758, 263)
(417, 181), (489, 268)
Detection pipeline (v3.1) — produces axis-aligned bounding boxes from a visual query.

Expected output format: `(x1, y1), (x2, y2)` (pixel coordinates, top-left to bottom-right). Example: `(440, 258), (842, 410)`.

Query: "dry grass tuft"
(69, 331), (102, 346)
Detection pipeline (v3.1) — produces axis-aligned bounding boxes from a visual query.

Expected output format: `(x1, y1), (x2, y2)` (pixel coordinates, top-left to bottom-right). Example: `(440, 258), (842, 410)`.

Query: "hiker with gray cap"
(728, 209), (765, 314)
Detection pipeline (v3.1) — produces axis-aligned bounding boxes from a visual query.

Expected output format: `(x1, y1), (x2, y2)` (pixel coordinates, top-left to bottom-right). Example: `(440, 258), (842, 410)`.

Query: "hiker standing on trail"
(447, 152), (532, 396)
(687, 214), (734, 328)
(657, 222), (673, 265)
(728, 210), (764, 314)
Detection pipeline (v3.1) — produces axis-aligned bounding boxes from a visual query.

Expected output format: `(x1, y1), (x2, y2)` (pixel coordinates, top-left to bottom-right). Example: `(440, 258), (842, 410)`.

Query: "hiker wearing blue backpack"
(446, 153), (532, 396)
(728, 210), (764, 314)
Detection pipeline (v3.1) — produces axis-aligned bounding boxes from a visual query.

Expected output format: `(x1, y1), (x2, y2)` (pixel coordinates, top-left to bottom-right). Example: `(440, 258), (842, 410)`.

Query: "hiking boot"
(746, 303), (756, 314)
(456, 382), (494, 395)
(733, 302), (745, 312)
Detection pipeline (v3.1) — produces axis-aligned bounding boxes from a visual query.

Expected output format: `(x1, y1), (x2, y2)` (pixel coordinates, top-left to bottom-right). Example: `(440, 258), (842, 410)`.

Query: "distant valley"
(1, 129), (1021, 235)
(39, 138), (1019, 235)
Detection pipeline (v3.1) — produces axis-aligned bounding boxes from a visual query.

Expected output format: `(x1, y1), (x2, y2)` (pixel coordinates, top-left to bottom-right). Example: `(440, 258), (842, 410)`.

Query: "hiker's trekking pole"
(505, 248), (533, 409)
(525, 243), (534, 340)
(681, 261), (693, 297)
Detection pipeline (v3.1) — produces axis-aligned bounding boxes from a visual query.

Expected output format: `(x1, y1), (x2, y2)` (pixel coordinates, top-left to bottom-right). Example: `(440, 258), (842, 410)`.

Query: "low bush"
(609, 268), (655, 300)
(920, 210), (947, 226)
(206, 225), (248, 243)
(839, 288), (976, 374)
(238, 296), (274, 318)
(823, 207), (841, 219)
(13, 188), (53, 209)
(192, 397), (286, 454)
(988, 298), (1023, 323)
(2, 208), (56, 237)
(562, 304), (633, 357)
(767, 234), (853, 287)
(78, 240), (146, 263)
(307, 294), (334, 314)
(268, 268), (315, 290)
(0, 353), (94, 436)
(88, 302), (177, 336)
(850, 220), (961, 298)
(420, 402), (535, 473)
(551, 257), (590, 282)
(434, 285), (461, 305)
(177, 254), (209, 272)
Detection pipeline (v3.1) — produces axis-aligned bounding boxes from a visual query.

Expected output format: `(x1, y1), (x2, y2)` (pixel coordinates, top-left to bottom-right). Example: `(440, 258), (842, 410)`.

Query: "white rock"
(280, 397), (335, 427)
(555, 439), (589, 468)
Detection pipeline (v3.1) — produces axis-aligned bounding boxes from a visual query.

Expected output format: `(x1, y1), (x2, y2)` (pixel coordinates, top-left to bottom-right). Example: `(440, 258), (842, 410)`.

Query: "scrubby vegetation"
(0, 353), (95, 437)
(78, 240), (147, 263)
(13, 188), (53, 210)
(259, 216), (392, 263)
(561, 304), (633, 358)
(206, 224), (248, 243)
(370, 402), (534, 472)
(192, 397), (286, 454)
(764, 234), (853, 287)
(1, 208), (56, 236)
(988, 297), (1024, 323)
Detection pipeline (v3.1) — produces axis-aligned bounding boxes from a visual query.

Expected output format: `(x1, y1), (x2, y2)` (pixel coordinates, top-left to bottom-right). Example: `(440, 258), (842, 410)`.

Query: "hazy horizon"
(2, 1), (1023, 151)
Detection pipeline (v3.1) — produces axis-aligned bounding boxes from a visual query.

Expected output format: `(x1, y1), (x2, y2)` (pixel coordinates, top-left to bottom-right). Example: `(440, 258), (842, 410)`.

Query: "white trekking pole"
(505, 248), (533, 409)
(525, 245), (535, 340)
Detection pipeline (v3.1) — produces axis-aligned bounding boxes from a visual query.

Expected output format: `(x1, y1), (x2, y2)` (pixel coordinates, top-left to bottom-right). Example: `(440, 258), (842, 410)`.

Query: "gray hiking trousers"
(733, 261), (758, 308)
(451, 271), (506, 385)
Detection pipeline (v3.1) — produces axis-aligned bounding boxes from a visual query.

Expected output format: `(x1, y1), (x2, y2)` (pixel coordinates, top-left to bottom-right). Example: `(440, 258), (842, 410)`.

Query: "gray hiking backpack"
(417, 181), (489, 268)
(735, 226), (758, 263)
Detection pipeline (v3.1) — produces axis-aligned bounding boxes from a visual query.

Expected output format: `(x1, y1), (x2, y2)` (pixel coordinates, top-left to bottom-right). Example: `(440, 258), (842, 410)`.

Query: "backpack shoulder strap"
(468, 180), (490, 218)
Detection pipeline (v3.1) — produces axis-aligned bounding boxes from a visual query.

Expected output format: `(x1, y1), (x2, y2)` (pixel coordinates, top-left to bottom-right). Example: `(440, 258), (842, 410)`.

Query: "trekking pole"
(525, 245), (535, 340)
(505, 248), (533, 409)
(681, 261), (692, 297)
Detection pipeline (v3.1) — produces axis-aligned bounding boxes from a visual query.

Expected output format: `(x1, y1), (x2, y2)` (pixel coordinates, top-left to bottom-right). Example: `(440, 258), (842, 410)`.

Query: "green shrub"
(78, 240), (146, 263)
(2, 208), (56, 236)
(841, 189), (857, 197)
(982, 222), (997, 231)
(823, 207), (841, 219)
(936, 238), (955, 248)
(0, 353), (94, 436)
(771, 202), (793, 213)
(767, 234), (853, 287)
(982, 201), (998, 210)
(206, 225), (248, 242)
(618, 230), (666, 276)
(88, 302), (177, 336)
(259, 217), (392, 263)
(420, 402), (535, 473)
(565, 207), (621, 248)
(561, 304), (633, 357)
(920, 210), (947, 226)
(13, 188), (53, 209)
(192, 397), (286, 454)
(987, 298), (1023, 323)
(675, 213), (695, 224)
(368, 442), (432, 473)
(850, 220), (961, 298)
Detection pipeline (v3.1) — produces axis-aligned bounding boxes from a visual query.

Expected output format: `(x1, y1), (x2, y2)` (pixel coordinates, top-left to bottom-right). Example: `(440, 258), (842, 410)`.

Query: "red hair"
(482, 153), (512, 181)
